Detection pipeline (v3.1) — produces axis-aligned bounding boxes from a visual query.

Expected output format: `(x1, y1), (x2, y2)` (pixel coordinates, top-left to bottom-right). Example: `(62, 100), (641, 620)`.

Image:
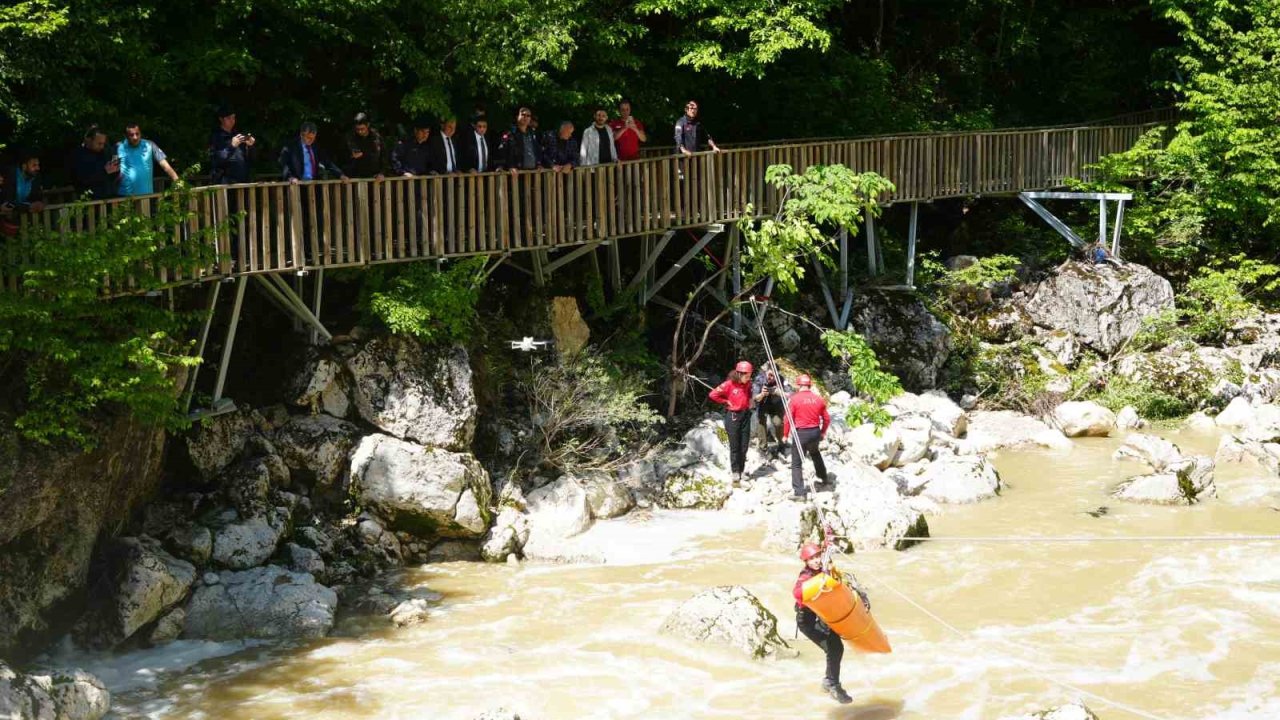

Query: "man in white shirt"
(429, 117), (459, 174)
(460, 115), (493, 173)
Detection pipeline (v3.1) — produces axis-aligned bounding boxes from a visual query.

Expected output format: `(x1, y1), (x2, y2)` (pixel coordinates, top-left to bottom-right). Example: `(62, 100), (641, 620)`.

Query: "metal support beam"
(608, 242), (621, 293)
(212, 276), (247, 405)
(310, 268), (325, 346)
(531, 250), (546, 287)
(544, 241), (602, 274)
(839, 228), (849, 301)
(183, 280), (221, 413)
(644, 228), (722, 304)
(731, 230), (742, 336)
(906, 202), (919, 289)
(1098, 199), (1107, 246)
(1018, 194), (1088, 249)
(290, 275), (305, 333)
(1111, 199), (1126, 257)
(257, 274), (333, 342)
(865, 208), (878, 275)
(811, 254), (841, 328)
(481, 255), (507, 281)
(625, 230), (676, 297)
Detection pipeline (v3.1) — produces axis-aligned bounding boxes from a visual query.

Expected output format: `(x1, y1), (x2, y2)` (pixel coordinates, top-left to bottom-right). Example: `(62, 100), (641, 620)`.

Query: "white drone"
(510, 337), (553, 352)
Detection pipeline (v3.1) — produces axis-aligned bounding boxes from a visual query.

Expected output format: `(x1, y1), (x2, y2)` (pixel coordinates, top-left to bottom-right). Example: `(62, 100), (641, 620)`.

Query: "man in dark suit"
(458, 115), (495, 173)
(280, 122), (347, 183)
(427, 117), (460, 175)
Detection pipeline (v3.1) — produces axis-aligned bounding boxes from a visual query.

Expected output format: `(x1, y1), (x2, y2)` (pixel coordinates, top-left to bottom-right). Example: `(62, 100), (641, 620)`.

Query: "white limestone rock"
(659, 586), (794, 660)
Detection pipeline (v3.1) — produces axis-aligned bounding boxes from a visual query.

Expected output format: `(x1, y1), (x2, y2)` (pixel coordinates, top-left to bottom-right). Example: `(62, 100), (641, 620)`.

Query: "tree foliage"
(820, 329), (902, 428)
(360, 257), (487, 344)
(0, 183), (218, 446)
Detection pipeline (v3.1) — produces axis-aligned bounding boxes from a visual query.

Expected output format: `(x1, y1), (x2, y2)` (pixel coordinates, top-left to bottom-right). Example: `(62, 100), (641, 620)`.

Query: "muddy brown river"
(82, 429), (1280, 719)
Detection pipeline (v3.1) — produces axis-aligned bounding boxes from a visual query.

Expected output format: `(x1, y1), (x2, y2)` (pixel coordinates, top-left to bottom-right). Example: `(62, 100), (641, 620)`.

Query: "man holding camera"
(210, 105), (256, 185)
(752, 369), (790, 457)
(608, 99), (646, 162)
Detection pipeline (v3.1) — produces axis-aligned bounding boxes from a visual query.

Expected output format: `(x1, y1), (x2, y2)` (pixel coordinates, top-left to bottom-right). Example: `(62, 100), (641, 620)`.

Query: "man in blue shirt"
(2, 150), (45, 214)
(117, 123), (180, 196)
(280, 122), (347, 183)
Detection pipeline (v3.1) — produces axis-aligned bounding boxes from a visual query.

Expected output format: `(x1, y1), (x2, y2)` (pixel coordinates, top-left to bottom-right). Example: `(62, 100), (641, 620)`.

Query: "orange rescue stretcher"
(800, 570), (892, 653)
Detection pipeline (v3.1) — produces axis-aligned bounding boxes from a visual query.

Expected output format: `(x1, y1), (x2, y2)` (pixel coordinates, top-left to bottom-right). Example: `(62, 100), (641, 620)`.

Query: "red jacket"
(709, 378), (752, 412)
(783, 390), (831, 439)
(793, 566), (819, 607)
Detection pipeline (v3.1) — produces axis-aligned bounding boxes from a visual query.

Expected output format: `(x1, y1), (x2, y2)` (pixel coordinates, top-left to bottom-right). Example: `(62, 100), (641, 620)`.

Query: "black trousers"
(724, 409), (752, 475)
(790, 427), (828, 494)
(797, 607), (844, 684)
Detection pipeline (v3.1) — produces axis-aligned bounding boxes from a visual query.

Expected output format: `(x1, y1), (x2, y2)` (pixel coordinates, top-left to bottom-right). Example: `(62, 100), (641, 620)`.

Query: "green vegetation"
(359, 257), (487, 344)
(820, 329), (902, 428)
(0, 182), (219, 446)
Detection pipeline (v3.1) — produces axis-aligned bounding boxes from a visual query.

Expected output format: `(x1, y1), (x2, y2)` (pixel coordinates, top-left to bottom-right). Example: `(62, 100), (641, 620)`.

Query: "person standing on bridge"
(2, 150), (45, 215)
(782, 374), (830, 500)
(209, 105), (256, 185)
(579, 109), (618, 167)
(498, 107), (541, 173)
(674, 100), (720, 156)
(542, 121), (579, 174)
(609, 99), (647, 162)
(70, 125), (120, 200)
(428, 117), (460, 175)
(391, 120), (432, 176)
(459, 115), (494, 173)
(117, 123), (180, 197)
(345, 113), (386, 179)
(280, 122), (348, 183)
(709, 360), (755, 485)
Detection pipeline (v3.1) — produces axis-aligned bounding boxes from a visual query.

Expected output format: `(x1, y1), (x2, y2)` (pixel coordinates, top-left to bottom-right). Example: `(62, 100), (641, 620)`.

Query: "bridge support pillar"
(906, 202), (919, 289)
(1019, 191), (1133, 257)
(210, 275), (248, 414)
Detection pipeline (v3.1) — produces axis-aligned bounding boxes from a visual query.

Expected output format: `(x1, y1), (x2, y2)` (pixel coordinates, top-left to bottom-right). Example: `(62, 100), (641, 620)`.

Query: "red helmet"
(799, 543), (823, 561)
(735, 360), (753, 374)
(795, 374), (812, 387)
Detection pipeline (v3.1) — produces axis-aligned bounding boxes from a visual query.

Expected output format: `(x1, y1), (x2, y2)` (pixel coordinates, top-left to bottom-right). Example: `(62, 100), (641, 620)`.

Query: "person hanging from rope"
(751, 369), (789, 458)
(708, 360), (754, 485)
(793, 542), (853, 704)
(782, 374), (830, 500)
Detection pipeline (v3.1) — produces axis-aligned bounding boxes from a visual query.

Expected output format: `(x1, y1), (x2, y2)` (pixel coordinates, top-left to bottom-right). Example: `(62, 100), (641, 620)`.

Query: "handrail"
(2, 116), (1167, 293)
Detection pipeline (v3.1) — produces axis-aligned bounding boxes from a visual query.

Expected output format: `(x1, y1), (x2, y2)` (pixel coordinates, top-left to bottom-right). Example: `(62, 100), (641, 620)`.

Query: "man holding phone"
(608, 99), (647, 162)
(209, 105), (257, 185)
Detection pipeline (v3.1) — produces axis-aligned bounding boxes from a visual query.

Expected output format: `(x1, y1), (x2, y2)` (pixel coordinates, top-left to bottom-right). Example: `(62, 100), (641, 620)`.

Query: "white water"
(83, 429), (1280, 719)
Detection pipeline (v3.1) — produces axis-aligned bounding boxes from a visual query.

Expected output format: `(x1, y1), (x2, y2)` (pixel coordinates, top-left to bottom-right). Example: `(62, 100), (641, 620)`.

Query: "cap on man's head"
(216, 104), (235, 119)
(354, 112), (371, 125)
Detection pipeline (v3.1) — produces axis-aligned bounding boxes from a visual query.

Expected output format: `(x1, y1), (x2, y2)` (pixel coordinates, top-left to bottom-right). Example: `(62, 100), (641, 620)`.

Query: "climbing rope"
(832, 534), (1280, 544)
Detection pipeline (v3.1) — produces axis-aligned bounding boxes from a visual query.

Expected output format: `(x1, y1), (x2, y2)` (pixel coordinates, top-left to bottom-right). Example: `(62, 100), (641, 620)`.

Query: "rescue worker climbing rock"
(709, 360), (754, 484)
(782, 374), (830, 500)
(793, 542), (853, 704)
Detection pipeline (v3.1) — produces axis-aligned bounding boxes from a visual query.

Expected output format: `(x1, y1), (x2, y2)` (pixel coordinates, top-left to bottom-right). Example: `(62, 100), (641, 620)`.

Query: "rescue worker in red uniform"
(793, 542), (853, 704)
(708, 360), (754, 484)
(782, 374), (830, 500)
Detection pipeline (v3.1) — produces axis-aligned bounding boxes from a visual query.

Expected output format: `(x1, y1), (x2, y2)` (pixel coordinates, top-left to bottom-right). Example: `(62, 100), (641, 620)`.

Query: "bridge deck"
(2, 116), (1165, 292)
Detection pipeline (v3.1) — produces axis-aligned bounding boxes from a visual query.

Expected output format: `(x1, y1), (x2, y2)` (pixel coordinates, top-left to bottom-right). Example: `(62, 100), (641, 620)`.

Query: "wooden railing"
(3, 117), (1165, 290)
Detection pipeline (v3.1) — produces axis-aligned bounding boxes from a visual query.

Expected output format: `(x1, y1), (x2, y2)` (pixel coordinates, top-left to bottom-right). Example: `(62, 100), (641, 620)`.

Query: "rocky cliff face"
(0, 415), (167, 660)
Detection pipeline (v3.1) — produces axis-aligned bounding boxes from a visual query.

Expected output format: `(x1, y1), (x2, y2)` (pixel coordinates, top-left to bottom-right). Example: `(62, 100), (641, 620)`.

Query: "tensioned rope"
(835, 534), (1280, 544)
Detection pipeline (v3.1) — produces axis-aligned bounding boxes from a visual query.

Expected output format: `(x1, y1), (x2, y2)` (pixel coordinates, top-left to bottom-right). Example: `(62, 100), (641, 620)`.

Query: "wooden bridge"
(2, 111), (1168, 412)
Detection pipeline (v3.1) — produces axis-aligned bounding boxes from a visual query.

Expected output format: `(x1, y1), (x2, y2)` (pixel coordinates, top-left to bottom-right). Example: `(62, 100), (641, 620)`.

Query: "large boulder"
(289, 354), (350, 418)
(964, 411), (1072, 453)
(0, 663), (110, 720)
(1214, 396), (1255, 429)
(1112, 456), (1216, 505)
(520, 476), (594, 560)
(348, 434), (490, 538)
(183, 566), (337, 640)
(345, 338), (477, 450)
(914, 456), (1002, 504)
(211, 514), (287, 570)
(573, 473), (635, 519)
(659, 586), (793, 659)
(886, 392), (968, 437)
(1113, 433), (1184, 472)
(661, 466), (734, 510)
(1022, 261), (1174, 355)
(762, 502), (821, 553)
(185, 408), (268, 478)
(1050, 401), (1117, 437)
(273, 415), (363, 489)
(550, 296), (591, 358)
(840, 425), (901, 470)
(849, 292), (951, 391)
(889, 415), (932, 466)
(820, 463), (929, 550)
(480, 507), (531, 562)
(76, 537), (196, 648)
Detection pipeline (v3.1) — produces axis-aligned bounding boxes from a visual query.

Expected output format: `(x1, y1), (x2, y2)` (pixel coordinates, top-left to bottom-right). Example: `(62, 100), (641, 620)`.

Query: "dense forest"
(1, 0), (1173, 173)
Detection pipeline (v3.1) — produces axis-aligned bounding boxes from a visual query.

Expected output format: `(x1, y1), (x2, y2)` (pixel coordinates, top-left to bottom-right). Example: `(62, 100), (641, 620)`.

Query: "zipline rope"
(834, 534), (1280, 544)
